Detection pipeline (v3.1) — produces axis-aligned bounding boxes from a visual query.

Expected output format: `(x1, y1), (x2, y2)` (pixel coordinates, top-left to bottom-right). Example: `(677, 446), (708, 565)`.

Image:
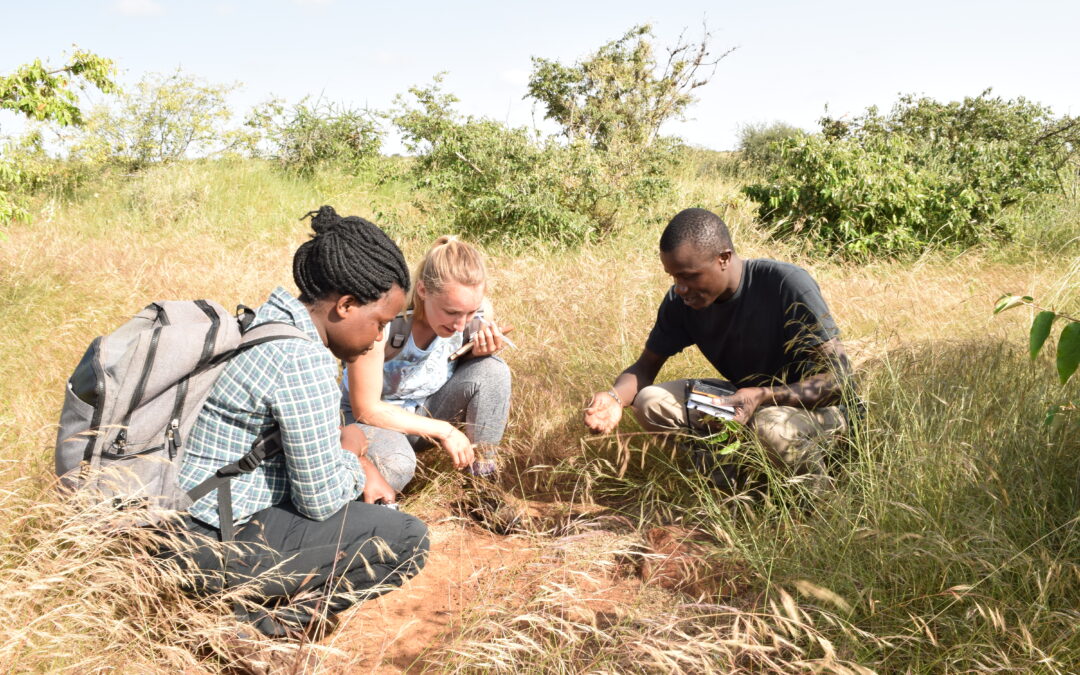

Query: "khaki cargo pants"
(632, 379), (848, 485)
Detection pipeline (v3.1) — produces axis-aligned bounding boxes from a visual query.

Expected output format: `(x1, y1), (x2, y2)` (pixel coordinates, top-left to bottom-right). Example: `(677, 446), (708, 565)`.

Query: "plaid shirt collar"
(259, 287), (322, 343)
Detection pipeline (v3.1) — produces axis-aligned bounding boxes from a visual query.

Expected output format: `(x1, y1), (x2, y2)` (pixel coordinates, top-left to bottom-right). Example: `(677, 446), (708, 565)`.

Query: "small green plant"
(995, 293), (1078, 425)
(995, 294), (1080, 385)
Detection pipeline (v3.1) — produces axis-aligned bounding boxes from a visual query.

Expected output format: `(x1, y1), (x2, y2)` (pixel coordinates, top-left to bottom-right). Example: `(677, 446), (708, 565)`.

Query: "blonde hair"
(410, 235), (487, 325)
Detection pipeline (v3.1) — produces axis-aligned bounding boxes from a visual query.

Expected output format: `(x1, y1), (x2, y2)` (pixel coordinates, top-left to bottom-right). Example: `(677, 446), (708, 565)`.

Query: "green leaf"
(1057, 322), (1080, 384)
(994, 294), (1033, 314)
(1043, 405), (1058, 426)
(1029, 311), (1056, 359)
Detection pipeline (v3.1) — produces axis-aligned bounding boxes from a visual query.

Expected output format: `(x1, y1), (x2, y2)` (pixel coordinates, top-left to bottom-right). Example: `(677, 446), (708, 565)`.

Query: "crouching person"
(163, 206), (428, 638)
(584, 208), (857, 494)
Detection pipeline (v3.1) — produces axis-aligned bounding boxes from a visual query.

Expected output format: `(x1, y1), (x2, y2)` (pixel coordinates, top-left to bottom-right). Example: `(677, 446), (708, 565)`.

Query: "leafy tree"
(394, 75), (675, 244)
(527, 24), (729, 151)
(0, 49), (117, 127)
(75, 70), (237, 169)
(394, 25), (728, 244)
(744, 91), (1080, 256)
(1, 48), (117, 224)
(245, 97), (383, 176)
(736, 121), (804, 172)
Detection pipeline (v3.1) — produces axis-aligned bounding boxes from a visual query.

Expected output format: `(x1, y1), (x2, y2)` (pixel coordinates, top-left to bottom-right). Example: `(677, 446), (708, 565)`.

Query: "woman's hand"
(471, 320), (513, 357)
(438, 424), (475, 469)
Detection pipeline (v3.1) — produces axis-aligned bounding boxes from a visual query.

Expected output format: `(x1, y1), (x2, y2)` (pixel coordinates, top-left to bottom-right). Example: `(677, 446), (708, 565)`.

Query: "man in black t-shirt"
(583, 208), (853, 490)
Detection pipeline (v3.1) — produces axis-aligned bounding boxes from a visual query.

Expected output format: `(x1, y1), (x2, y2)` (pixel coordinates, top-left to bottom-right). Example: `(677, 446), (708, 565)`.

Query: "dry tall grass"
(1, 159), (1077, 672)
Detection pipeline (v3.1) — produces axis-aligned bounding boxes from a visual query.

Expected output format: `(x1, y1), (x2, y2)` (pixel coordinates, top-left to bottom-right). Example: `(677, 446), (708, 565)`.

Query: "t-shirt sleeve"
(779, 267), (839, 354)
(645, 287), (693, 357)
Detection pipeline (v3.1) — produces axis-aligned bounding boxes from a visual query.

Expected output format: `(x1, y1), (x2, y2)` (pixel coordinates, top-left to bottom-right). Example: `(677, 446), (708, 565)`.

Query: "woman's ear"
(415, 280), (427, 302)
(333, 294), (356, 320)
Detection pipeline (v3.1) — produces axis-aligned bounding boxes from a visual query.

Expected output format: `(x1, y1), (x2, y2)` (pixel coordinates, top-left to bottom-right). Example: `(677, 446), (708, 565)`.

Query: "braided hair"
(293, 205), (411, 304)
(659, 208), (734, 257)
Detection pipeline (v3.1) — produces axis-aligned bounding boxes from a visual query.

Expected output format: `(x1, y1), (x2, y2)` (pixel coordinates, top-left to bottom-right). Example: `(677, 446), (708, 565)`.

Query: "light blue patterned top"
(341, 310), (483, 414)
(380, 329), (463, 412)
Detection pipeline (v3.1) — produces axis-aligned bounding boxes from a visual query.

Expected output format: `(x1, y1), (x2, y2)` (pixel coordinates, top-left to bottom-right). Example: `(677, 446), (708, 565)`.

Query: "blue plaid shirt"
(178, 287), (365, 529)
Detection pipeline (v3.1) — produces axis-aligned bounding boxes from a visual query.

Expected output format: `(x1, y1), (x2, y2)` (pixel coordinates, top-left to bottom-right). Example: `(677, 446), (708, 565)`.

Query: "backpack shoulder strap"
(382, 311), (413, 361)
(240, 321), (310, 346)
(185, 429), (282, 544)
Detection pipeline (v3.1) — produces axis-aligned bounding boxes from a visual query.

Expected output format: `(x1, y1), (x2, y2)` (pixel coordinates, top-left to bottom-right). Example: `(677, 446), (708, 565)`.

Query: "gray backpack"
(55, 299), (308, 533)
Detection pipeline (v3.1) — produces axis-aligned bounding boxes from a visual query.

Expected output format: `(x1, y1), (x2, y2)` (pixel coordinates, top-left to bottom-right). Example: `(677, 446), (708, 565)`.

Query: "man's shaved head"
(659, 208), (734, 257)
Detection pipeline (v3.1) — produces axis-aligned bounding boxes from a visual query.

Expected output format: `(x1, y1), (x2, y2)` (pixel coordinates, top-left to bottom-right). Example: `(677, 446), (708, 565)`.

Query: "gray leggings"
(344, 356), (511, 490)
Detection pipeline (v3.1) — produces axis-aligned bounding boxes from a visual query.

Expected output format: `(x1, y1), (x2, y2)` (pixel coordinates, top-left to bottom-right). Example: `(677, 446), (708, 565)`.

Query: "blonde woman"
(341, 236), (512, 496)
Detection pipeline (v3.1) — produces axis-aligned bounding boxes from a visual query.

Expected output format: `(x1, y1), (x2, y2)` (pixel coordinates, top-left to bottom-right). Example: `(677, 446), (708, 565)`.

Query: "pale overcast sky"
(2, 0), (1077, 151)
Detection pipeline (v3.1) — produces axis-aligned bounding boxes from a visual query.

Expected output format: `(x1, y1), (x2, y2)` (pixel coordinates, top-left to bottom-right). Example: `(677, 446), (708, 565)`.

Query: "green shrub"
(74, 70), (238, 170)
(744, 91), (1080, 256)
(245, 98), (383, 177)
(393, 22), (728, 245)
(394, 78), (675, 245)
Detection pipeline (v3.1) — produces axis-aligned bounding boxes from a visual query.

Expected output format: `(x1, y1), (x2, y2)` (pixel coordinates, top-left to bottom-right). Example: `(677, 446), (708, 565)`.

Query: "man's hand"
(714, 387), (768, 425)
(438, 425), (475, 469)
(584, 391), (623, 434)
(359, 456), (396, 504)
(340, 424), (368, 458)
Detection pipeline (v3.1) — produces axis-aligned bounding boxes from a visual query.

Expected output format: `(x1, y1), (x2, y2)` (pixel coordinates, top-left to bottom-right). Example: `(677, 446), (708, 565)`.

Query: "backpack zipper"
(113, 325), (162, 454)
(165, 301), (221, 459)
(81, 337), (107, 465)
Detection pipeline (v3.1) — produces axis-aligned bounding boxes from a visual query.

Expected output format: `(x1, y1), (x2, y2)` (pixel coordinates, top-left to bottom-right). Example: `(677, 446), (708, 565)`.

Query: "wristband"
(605, 388), (623, 407)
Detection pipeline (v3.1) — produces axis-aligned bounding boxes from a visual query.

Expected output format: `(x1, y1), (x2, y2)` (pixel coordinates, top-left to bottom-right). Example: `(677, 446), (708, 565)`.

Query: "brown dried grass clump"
(0, 467), (349, 673)
(425, 525), (883, 674)
(640, 525), (753, 601)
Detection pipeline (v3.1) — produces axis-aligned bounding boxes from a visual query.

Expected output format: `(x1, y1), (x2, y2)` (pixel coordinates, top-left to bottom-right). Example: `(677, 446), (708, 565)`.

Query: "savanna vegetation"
(1, 26), (1078, 673)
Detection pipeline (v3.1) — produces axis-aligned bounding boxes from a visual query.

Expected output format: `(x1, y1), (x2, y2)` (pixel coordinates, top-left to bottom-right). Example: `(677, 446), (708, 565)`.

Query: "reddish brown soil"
(313, 518), (538, 673)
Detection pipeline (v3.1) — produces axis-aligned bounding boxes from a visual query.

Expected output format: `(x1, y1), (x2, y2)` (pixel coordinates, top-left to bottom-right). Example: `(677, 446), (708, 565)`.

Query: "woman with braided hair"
(169, 205), (428, 639)
(341, 235), (513, 493)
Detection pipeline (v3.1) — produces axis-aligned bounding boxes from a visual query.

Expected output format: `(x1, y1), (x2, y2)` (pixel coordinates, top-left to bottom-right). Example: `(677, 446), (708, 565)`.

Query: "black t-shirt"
(645, 258), (839, 388)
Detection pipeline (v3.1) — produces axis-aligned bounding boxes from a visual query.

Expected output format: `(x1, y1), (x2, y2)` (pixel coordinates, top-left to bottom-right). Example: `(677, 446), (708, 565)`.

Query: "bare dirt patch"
(315, 517), (538, 673)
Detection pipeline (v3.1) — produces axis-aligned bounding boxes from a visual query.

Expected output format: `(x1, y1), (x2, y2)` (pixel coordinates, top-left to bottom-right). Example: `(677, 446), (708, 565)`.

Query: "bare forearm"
(759, 372), (844, 409)
(355, 400), (453, 441)
(611, 359), (661, 407)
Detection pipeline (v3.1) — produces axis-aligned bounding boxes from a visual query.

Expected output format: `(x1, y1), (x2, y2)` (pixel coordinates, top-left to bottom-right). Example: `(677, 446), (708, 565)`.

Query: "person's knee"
(380, 449), (417, 492)
(457, 355), (511, 397)
(398, 514), (430, 573)
(632, 385), (682, 431)
(360, 425), (417, 492)
(751, 407), (824, 473)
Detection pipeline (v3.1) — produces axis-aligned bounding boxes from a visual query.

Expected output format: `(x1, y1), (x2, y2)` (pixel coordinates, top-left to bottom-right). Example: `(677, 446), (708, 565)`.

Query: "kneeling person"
(342, 236), (512, 483)
(584, 208), (855, 490)
(172, 206), (429, 637)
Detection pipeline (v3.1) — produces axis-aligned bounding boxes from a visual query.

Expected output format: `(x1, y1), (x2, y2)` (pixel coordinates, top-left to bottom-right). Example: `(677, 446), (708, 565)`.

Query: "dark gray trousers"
(159, 500), (429, 637)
